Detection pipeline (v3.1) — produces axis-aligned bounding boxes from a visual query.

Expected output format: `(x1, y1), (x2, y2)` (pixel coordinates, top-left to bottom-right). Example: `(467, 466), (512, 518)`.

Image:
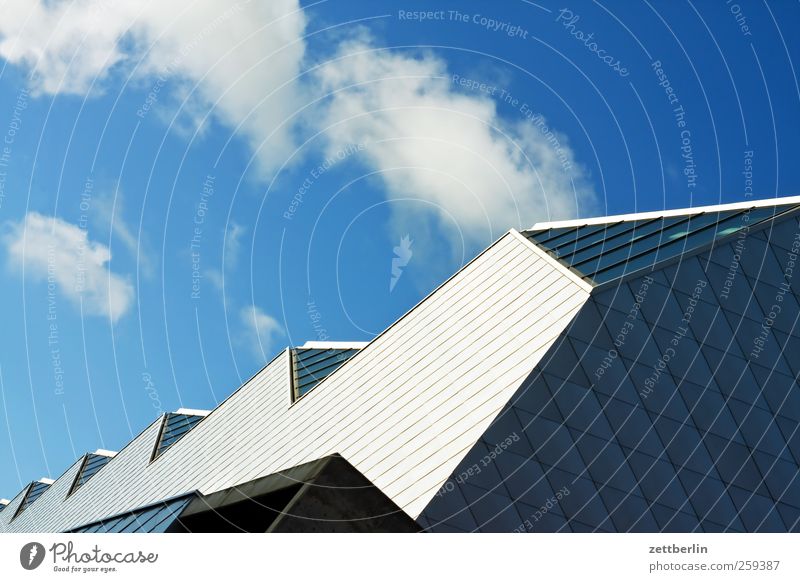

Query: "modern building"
(1, 196), (799, 533)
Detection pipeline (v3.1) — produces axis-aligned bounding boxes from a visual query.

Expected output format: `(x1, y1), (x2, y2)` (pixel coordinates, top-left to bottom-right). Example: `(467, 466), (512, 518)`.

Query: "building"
(1, 195), (799, 533)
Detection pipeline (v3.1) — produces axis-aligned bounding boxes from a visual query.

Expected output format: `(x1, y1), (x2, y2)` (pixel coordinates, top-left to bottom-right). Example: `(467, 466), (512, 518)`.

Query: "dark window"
(152, 413), (204, 461)
(291, 347), (360, 400)
(12, 481), (50, 519)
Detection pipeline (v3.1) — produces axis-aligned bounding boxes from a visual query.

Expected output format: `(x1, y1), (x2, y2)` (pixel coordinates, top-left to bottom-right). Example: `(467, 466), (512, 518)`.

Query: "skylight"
(151, 413), (205, 461)
(68, 453), (113, 496)
(13, 480), (51, 519)
(69, 495), (195, 533)
(291, 345), (362, 401)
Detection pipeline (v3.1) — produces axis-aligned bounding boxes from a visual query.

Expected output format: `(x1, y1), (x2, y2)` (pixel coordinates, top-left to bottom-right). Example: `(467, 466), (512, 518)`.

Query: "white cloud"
(91, 189), (153, 277)
(0, 3), (596, 243)
(239, 305), (283, 360)
(314, 40), (595, 242)
(3, 212), (134, 321)
(0, 0), (306, 173)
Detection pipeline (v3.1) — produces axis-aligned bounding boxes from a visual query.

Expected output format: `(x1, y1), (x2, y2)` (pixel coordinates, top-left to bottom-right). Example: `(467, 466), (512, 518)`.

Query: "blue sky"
(0, 0), (798, 499)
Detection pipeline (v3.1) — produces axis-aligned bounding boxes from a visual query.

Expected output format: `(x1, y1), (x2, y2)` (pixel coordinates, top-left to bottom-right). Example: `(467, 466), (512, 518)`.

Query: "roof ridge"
(529, 195), (800, 230)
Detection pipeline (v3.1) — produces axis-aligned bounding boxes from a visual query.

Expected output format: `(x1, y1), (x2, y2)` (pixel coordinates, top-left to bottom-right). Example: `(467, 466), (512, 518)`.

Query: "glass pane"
(528, 225), (586, 246)
(565, 216), (689, 265)
(548, 221), (633, 257)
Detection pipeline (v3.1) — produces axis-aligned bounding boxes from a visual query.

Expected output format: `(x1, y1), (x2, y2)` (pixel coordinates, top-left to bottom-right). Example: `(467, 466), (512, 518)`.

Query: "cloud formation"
(314, 40), (595, 241)
(3, 212), (134, 321)
(0, 2), (595, 238)
(0, 1), (597, 321)
(0, 0), (306, 172)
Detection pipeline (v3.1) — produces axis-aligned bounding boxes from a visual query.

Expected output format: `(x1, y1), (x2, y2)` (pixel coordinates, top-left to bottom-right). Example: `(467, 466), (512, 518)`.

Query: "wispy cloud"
(3, 212), (134, 321)
(239, 305), (283, 361)
(0, 3), (596, 244)
(224, 222), (246, 270)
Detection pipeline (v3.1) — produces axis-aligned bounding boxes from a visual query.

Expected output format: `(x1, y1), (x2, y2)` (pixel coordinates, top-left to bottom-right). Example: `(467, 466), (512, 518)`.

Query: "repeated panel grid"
(524, 204), (800, 284)
(421, 211), (800, 532)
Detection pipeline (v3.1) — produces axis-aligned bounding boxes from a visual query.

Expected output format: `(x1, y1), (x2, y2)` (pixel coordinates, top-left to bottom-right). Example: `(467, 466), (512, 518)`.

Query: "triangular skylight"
(68, 452), (114, 496)
(151, 412), (205, 461)
(525, 203), (800, 285)
(13, 480), (52, 519)
(290, 343), (364, 400)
